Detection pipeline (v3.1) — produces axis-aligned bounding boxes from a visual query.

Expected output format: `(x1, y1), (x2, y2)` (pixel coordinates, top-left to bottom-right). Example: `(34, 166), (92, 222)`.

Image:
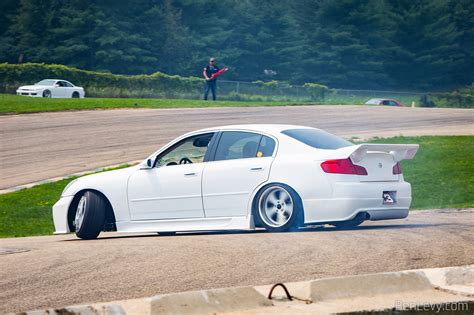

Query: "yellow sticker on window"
(257, 151), (263, 158)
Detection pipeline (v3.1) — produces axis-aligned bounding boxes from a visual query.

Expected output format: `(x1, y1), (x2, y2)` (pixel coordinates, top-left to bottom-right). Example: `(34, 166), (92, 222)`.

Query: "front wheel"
(72, 91), (80, 98)
(42, 89), (51, 98)
(256, 184), (303, 232)
(74, 191), (106, 239)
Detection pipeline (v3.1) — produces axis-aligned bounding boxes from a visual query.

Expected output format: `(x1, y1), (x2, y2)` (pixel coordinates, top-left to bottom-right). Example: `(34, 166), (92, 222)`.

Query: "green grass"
(0, 93), (315, 114)
(0, 136), (472, 238)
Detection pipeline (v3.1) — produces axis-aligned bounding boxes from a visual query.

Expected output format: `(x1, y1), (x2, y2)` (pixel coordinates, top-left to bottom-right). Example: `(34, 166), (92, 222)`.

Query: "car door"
(202, 131), (276, 217)
(128, 133), (215, 221)
(52, 81), (66, 98)
(63, 81), (75, 97)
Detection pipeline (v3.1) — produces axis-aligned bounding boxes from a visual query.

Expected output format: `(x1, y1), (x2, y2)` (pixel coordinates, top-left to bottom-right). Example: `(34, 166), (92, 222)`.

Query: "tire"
(331, 212), (367, 228)
(157, 232), (176, 236)
(255, 184), (303, 232)
(72, 91), (80, 98)
(42, 89), (51, 98)
(74, 191), (106, 239)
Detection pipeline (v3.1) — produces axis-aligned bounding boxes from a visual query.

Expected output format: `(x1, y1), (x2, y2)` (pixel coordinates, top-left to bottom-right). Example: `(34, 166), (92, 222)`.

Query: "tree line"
(0, 0), (472, 90)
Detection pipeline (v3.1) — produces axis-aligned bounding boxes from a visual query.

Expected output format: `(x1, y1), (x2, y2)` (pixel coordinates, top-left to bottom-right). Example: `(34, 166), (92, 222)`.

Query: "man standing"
(203, 58), (219, 100)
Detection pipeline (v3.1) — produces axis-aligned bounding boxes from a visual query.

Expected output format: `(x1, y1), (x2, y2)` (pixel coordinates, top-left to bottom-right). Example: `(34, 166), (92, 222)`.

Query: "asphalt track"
(0, 209), (473, 313)
(1, 105), (473, 189)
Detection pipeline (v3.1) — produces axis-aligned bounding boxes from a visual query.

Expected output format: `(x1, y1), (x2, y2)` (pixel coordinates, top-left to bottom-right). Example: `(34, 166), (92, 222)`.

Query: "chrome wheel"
(75, 195), (87, 230)
(258, 186), (294, 228)
(42, 90), (51, 98)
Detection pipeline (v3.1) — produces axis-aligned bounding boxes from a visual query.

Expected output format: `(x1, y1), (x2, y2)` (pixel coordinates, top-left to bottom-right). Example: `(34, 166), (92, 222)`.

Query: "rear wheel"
(256, 184), (303, 232)
(42, 89), (51, 98)
(74, 191), (106, 239)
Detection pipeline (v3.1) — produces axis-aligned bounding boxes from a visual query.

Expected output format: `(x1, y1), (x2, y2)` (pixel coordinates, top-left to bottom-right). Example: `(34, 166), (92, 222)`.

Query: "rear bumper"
(52, 196), (74, 234)
(303, 181), (411, 223)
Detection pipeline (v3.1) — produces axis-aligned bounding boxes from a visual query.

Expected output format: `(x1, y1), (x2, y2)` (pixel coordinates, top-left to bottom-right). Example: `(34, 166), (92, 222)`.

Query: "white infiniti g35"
(53, 124), (419, 239)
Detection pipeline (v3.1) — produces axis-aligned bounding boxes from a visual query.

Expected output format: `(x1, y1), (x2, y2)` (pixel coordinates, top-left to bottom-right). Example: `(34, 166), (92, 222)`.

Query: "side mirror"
(141, 158), (153, 169)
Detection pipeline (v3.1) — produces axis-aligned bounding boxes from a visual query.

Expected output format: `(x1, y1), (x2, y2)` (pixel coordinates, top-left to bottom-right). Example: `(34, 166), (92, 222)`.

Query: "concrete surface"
(1, 105), (473, 189)
(1, 209), (473, 314)
(22, 265), (474, 315)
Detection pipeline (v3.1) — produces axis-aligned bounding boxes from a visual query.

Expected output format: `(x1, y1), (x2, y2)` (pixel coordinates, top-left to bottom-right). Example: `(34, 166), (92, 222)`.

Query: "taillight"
(321, 158), (368, 175)
(392, 162), (402, 174)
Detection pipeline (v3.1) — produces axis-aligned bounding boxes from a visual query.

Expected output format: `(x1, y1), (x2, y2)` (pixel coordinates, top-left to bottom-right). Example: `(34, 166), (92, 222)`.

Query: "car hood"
(18, 85), (48, 90)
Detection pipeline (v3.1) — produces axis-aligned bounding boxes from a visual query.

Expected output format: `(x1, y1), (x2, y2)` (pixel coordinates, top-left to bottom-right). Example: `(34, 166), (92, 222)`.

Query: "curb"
(150, 286), (272, 314)
(20, 265), (474, 315)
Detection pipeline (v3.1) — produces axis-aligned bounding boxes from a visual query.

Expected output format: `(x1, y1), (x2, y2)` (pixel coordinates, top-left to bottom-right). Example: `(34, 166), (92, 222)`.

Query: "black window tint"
(214, 132), (262, 161)
(257, 136), (276, 157)
(282, 129), (352, 150)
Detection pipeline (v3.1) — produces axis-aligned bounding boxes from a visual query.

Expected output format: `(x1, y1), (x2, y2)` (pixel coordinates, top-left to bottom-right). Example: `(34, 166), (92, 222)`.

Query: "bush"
(253, 80), (294, 95)
(0, 63), (204, 98)
(434, 83), (474, 108)
(303, 83), (330, 102)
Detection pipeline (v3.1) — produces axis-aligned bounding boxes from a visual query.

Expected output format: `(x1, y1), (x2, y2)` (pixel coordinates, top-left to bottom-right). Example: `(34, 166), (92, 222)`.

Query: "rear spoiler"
(318, 144), (419, 163)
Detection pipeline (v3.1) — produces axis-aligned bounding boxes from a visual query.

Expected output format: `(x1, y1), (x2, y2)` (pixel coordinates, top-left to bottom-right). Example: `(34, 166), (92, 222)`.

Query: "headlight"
(62, 179), (78, 196)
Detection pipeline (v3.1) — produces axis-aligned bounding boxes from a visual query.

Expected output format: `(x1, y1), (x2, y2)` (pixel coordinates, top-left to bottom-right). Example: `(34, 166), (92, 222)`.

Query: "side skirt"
(116, 216), (252, 233)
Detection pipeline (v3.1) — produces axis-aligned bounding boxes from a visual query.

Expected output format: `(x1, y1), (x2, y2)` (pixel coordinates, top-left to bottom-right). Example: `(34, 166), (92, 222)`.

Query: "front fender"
(59, 167), (137, 223)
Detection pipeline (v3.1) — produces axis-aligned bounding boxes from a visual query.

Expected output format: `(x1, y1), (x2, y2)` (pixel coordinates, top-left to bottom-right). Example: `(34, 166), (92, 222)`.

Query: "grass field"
(0, 136), (472, 238)
(0, 93), (316, 114)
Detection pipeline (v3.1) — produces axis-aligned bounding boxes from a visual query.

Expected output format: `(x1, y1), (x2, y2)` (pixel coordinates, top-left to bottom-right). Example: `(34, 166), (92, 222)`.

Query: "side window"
(64, 81), (73, 87)
(155, 133), (214, 167)
(257, 136), (276, 157)
(214, 132), (262, 161)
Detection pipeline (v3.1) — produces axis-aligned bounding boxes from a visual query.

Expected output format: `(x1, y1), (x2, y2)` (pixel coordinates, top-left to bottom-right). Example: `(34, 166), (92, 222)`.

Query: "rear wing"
(318, 144), (419, 163)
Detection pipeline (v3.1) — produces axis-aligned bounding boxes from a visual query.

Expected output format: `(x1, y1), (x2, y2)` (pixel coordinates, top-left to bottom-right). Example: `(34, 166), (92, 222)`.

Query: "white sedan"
(16, 79), (85, 98)
(53, 125), (419, 239)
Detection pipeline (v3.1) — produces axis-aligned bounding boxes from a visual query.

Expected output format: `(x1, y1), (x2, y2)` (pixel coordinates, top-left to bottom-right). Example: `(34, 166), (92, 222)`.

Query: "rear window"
(281, 128), (352, 150)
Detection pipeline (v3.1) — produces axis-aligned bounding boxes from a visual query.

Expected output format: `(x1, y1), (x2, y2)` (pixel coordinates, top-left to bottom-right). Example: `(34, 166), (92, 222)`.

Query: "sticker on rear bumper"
(383, 191), (397, 205)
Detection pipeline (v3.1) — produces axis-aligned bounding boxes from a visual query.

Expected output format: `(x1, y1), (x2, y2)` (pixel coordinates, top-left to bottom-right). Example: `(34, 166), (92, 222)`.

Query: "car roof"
(190, 124), (316, 136)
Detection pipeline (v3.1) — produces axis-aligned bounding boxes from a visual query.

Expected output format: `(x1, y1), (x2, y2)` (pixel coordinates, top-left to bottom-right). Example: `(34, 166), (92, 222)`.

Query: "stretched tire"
(255, 184), (303, 232)
(74, 191), (106, 239)
(42, 89), (51, 98)
(72, 91), (80, 98)
(331, 212), (366, 228)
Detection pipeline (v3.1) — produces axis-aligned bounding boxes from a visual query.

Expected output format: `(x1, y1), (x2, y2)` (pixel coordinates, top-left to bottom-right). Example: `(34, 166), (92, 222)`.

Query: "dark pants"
(204, 80), (217, 100)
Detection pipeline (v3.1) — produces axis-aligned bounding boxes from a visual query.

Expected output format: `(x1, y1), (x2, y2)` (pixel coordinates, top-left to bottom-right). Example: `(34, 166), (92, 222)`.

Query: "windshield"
(365, 99), (381, 105)
(35, 80), (56, 86)
(282, 128), (353, 150)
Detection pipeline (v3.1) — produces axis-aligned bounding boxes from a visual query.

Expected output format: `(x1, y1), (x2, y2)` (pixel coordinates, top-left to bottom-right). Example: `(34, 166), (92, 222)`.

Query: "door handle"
(184, 172), (197, 177)
(250, 167), (264, 171)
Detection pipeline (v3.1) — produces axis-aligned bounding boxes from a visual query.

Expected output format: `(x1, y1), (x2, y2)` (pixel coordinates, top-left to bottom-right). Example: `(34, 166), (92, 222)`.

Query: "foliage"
(0, 0), (472, 90)
(1, 136), (472, 238)
(434, 83), (474, 108)
(303, 83), (330, 102)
